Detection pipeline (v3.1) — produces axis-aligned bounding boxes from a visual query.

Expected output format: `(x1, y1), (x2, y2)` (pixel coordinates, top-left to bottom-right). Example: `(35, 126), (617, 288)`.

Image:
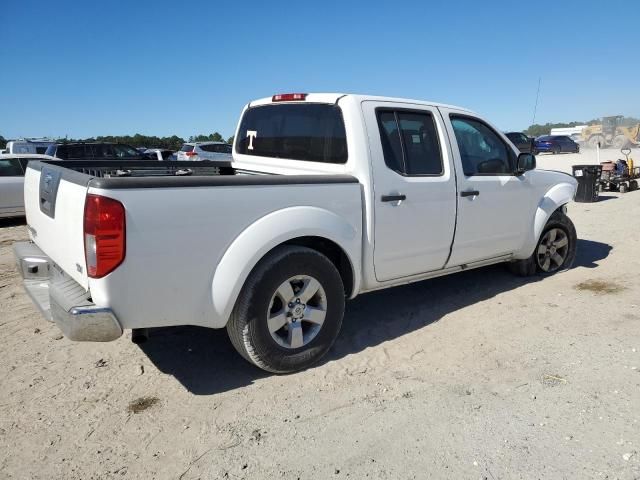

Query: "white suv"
(177, 142), (232, 161)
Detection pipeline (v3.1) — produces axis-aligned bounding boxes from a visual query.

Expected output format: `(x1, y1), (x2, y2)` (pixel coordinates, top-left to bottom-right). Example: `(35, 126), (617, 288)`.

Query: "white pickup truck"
(14, 93), (578, 373)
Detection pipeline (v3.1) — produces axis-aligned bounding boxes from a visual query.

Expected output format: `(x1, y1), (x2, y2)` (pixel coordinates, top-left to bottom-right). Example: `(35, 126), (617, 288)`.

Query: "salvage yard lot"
(1, 152), (640, 479)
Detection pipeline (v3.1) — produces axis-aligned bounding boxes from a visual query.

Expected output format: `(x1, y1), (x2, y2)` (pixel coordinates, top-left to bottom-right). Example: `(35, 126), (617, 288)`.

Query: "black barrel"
(572, 164), (602, 202)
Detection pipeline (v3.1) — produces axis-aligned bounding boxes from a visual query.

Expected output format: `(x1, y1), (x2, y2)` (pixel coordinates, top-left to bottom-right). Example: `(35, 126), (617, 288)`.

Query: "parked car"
(6, 139), (56, 155)
(505, 132), (535, 154)
(143, 148), (175, 161)
(177, 142), (232, 161)
(14, 92), (578, 374)
(45, 142), (146, 160)
(534, 135), (580, 154)
(0, 154), (56, 218)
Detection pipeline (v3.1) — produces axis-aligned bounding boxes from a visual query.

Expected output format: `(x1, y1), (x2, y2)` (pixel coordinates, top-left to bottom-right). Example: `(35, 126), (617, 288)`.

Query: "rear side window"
(0, 159), (24, 176)
(180, 144), (194, 152)
(199, 144), (232, 153)
(65, 145), (87, 159)
(377, 110), (443, 175)
(236, 104), (348, 164)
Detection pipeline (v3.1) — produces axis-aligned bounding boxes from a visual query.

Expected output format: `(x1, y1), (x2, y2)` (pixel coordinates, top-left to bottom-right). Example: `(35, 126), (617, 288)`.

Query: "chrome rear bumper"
(13, 242), (122, 342)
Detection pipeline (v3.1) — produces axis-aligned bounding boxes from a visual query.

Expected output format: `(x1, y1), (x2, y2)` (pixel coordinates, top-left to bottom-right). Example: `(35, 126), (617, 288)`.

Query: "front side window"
(236, 104), (347, 164)
(377, 110), (443, 175)
(0, 159), (24, 176)
(450, 116), (513, 175)
(113, 144), (141, 157)
(90, 144), (115, 159)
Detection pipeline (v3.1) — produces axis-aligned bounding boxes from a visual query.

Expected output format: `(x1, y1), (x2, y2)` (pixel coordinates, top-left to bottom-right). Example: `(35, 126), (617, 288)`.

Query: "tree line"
(0, 133), (234, 151)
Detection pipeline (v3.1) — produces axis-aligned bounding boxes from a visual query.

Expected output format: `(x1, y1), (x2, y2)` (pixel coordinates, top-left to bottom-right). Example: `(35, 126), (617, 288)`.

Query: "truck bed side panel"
(86, 182), (362, 330)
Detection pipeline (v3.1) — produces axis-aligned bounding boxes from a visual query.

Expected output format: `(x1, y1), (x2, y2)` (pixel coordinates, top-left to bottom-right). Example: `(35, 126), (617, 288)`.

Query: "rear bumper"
(13, 241), (122, 342)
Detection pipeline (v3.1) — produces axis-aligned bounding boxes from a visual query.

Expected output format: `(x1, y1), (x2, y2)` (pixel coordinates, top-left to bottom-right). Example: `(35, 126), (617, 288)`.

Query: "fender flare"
(515, 182), (576, 259)
(209, 206), (361, 328)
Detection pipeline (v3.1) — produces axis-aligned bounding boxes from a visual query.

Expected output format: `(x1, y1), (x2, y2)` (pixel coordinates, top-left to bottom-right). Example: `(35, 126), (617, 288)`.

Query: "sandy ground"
(1, 150), (640, 479)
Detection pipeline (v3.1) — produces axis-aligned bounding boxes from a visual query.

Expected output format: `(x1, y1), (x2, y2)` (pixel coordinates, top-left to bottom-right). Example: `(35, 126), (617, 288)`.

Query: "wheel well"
(281, 236), (355, 297)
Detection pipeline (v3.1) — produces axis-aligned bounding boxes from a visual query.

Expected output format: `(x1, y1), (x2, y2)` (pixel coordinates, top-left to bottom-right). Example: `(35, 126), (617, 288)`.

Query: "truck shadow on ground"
(138, 238), (611, 395)
(0, 216), (26, 228)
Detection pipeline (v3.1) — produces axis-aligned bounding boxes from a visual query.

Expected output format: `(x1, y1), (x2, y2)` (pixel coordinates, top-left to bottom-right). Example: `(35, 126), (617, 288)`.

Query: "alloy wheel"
(266, 275), (327, 349)
(536, 228), (569, 273)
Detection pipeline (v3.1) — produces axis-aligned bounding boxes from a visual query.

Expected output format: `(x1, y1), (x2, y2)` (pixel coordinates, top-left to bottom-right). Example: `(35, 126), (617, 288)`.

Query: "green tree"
(210, 132), (224, 142)
(0, 135), (6, 149)
(227, 135), (234, 145)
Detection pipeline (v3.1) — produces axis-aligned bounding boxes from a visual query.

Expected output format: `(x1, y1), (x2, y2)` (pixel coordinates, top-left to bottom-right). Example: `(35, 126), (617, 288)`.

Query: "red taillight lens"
(185, 151), (197, 157)
(272, 93), (307, 102)
(84, 194), (126, 278)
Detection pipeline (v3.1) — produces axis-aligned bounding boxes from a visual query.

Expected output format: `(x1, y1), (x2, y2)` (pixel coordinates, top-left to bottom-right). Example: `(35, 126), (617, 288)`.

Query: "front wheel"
(508, 210), (577, 277)
(227, 245), (345, 373)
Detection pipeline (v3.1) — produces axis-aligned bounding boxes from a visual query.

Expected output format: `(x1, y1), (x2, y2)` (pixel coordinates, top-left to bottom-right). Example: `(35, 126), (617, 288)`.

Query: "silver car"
(0, 154), (56, 218)
(177, 142), (232, 161)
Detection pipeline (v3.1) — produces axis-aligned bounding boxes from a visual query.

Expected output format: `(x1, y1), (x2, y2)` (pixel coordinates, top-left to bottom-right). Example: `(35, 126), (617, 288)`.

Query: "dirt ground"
(1, 150), (640, 479)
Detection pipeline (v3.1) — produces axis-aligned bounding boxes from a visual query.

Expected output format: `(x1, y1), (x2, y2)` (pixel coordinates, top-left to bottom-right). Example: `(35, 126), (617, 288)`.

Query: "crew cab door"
(362, 101), (457, 282)
(441, 109), (535, 267)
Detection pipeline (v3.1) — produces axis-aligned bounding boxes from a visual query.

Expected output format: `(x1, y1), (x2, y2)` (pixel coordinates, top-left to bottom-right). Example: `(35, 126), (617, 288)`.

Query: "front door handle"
(381, 194), (407, 202)
(460, 190), (480, 197)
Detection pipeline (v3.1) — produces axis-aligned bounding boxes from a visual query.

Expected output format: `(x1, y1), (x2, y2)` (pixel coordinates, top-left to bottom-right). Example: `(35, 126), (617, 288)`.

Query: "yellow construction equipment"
(581, 116), (640, 149)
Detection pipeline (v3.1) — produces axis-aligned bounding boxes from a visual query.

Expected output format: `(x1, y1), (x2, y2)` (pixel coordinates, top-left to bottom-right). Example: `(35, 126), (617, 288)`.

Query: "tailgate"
(24, 164), (90, 289)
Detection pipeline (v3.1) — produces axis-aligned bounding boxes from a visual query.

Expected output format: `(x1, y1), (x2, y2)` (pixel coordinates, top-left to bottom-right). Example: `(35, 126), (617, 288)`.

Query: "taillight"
(185, 151), (198, 157)
(272, 93), (307, 102)
(84, 194), (126, 278)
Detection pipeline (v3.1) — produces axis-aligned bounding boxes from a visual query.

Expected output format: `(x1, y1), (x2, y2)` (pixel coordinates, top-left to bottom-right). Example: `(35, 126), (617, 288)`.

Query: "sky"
(1, 0), (639, 140)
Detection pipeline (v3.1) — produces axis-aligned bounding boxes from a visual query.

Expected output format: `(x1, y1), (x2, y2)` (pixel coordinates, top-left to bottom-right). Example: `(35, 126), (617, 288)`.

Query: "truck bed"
(22, 159), (362, 331)
(32, 159), (357, 189)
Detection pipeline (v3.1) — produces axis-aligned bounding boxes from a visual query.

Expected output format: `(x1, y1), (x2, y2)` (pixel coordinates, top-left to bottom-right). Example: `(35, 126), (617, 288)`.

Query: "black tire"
(552, 145), (560, 155)
(227, 245), (345, 373)
(508, 209), (577, 277)
(630, 180), (638, 191)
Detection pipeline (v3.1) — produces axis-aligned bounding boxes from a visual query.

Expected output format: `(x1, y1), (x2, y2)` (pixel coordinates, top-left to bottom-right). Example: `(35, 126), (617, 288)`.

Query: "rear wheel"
(508, 210), (577, 277)
(552, 145), (561, 155)
(612, 135), (629, 150)
(227, 245), (345, 373)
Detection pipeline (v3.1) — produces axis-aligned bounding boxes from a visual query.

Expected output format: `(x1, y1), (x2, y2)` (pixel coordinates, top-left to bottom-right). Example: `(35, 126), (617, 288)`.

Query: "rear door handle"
(460, 190), (480, 197)
(381, 194), (406, 202)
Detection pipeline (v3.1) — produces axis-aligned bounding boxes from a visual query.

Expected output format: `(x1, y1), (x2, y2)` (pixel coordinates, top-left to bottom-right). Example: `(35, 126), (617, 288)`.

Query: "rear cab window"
(236, 103), (348, 164)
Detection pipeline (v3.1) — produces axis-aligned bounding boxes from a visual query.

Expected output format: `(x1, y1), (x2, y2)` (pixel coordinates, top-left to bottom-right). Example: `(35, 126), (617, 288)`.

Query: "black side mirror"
(516, 152), (536, 175)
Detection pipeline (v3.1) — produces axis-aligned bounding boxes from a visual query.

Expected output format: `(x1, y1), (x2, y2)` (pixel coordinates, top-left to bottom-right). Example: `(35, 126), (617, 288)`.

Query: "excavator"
(582, 116), (640, 149)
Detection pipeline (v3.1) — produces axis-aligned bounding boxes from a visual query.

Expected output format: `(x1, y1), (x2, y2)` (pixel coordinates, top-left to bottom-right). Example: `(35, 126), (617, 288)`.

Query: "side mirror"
(516, 152), (536, 174)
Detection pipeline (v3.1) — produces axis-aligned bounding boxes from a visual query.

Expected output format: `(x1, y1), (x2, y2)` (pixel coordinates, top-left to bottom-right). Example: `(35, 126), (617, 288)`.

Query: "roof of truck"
(248, 93), (475, 113)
